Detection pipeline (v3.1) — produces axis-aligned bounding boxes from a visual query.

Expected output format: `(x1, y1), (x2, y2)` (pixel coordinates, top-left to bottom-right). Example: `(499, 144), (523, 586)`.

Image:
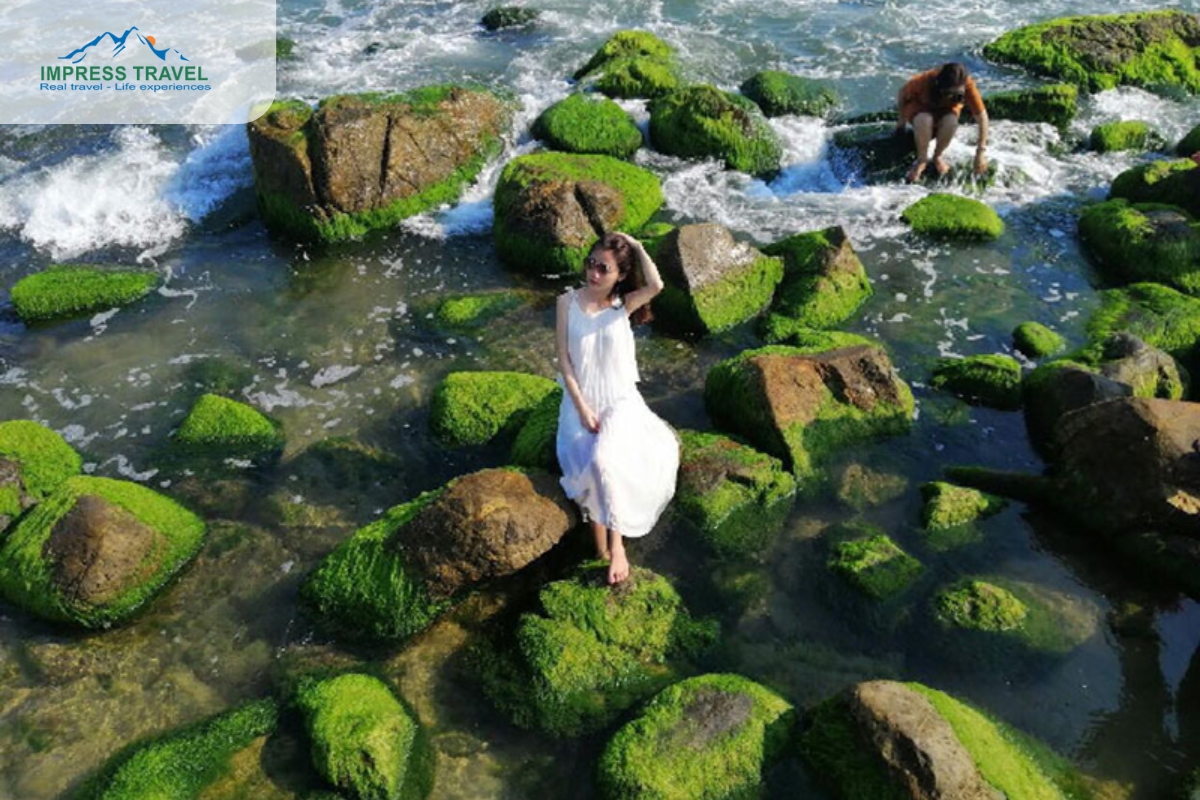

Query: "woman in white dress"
(556, 232), (680, 585)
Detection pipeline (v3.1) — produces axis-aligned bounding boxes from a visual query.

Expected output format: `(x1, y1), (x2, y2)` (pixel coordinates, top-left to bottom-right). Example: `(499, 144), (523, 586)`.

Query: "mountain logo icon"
(60, 26), (190, 64)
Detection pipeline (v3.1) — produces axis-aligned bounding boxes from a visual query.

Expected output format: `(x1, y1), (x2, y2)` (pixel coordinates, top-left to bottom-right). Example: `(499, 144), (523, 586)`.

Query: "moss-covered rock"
(247, 87), (510, 242)
(510, 388), (562, 471)
(1090, 120), (1160, 153)
(173, 393), (285, 460)
(429, 371), (559, 446)
(296, 673), (432, 800)
(829, 122), (915, 185)
(493, 152), (664, 276)
(473, 563), (717, 737)
(901, 193), (1005, 241)
(431, 289), (537, 330)
(1097, 332), (1186, 400)
(1013, 322), (1066, 358)
(649, 85), (784, 177)
(481, 6), (539, 31)
(930, 354), (1023, 409)
(76, 699), (279, 800)
(740, 70), (838, 118)
(10, 265), (158, 323)
(0, 475), (205, 628)
(675, 430), (796, 557)
(827, 530), (923, 599)
(760, 225), (872, 336)
(983, 11), (1200, 94)
(1108, 158), (1200, 217)
(1081, 282), (1200, 367)
(597, 674), (795, 800)
(834, 463), (909, 511)
(0, 419), (82, 502)
(573, 30), (681, 99)
(533, 94), (643, 159)
(652, 223), (784, 336)
(705, 343), (914, 486)
(921, 482), (1007, 531)
(754, 325), (873, 351)
(984, 84), (1078, 128)
(934, 579), (1028, 631)
(276, 37), (295, 59)
(931, 577), (1095, 657)
(1178, 124), (1200, 156)
(1079, 199), (1200, 295)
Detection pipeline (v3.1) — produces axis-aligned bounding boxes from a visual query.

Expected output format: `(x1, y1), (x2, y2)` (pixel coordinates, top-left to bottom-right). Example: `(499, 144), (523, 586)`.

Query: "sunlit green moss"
(573, 31), (681, 99)
(510, 389), (562, 471)
(828, 532), (922, 599)
(0, 420), (81, 501)
(921, 482), (1006, 531)
(740, 71), (838, 117)
(174, 394), (284, 460)
(649, 85), (783, 176)
(533, 94), (643, 158)
(11, 265), (158, 322)
(1078, 199), (1200, 295)
(901, 194), (1004, 240)
(984, 84), (1078, 128)
(930, 354), (1023, 409)
(1013, 322), (1066, 358)
(760, 226), (872, 333)
(1090, 120), (1157, 152)
(430, 371), (559, 446)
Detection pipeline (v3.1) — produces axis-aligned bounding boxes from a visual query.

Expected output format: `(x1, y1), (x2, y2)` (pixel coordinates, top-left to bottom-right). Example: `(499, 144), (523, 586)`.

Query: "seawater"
(0, 0), (1198, 797)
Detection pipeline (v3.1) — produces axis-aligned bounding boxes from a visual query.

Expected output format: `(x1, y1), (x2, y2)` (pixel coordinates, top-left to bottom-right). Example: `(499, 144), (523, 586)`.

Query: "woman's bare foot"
(905, 159), (928, 183)
(933, 156), (951, 176)
(608, 547), (629, 584)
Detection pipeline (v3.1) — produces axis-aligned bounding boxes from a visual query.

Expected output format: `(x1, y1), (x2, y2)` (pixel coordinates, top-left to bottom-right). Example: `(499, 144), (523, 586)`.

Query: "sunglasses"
(941, 87), (966, 102)
(584, 256), (617, 275)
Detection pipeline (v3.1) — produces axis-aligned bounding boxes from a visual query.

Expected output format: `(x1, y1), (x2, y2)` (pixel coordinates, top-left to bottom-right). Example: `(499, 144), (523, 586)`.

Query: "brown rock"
(399, 469), (577, 599)
(1099, 333), (1183, 400)
(672, 687), (753, 749)
(502, 179), (625, 251)
(848, 681), (999, 800)
(44, 495), (165, 608)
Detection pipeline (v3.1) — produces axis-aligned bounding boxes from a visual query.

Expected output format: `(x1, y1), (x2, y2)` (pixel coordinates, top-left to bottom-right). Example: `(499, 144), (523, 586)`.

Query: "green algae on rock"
(984, 84), (1078, 128)
(473, 563), (717, 737)
(173, 393), (284, 461)
(431, 289), (537, 330)
(0, 419), (82, 502)
(0, 475), (205, 628)
(430, 371), (559, 447)
(934, 579), (1028, 632)
(834, 462), (908, 511)
(675, 430), (796, 557)
(930, 354), (1023, 410)
(10, 265), (158, 323)
(597, 673), (795, 800)
(247, 87), (511, 242)
(296, 673), (432, 800)
(827, 531), (922, 599)
(740, 70), (838, 118)
(901, 193), (1004, 240)
(1013, 322), (1067, 359)
(1081, 283), (1200, 367)
(1078, 199), (1200, 295)
(983, 11), (1200, 94)
(921, 482), (1006, 531)
(76, 698), (279, 800)
(760, 225), (872, 335)
(533, 94), (643, 159)
(493, 152), (663, 276)
(649, 85), (784, 177)
(510, 388), (562, 471)
(1108, 158), (1200, 217)
(481, 6), (538, 31)
(1089, 120), (1160, 153)
(573, 30), (681, 99)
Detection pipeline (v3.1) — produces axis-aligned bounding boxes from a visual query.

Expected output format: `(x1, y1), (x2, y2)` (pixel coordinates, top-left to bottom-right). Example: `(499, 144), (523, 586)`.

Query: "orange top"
(898, 69), (985, 123)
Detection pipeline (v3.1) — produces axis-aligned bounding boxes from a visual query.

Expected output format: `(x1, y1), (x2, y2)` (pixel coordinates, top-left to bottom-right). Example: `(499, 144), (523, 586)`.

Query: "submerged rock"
(247, 87), (511, 242)
(430, 371), (559, 447)
(984, 84), (1078, 128)
(921, 482), (1006, 531)
(983, 11), (1200, 94)
(295, 673), (432, 800)
(1109, 158), (1200, 217)
(481, 6), (539, 31)
(10, 265), (159, 323)
(901, 194), (1004, 241)
(429, 289), (538, 331)
(573, 30), (681, 99)
(533, 94), (643, 159)
(0, 475), (205, 628)
(1012, 321), (1066, 359)
(493, 152), (663, 276)
(929, 354), (1023, 410)
(705, 343), (914, 486)
(1089, 120), (1161, 153)
(1079, 200), (1200, 295)
(473, 563), (716, 736)
(829, 122), (914, 185)
(827, 527), (923, 600)
(740, 70), (838, 118)
(597, 674), (795, 800)
(652, 223), (783, 336)
(759, 225), (872, 338)
(675, 430), (796, 557)
(649, 85), (784, 177)
(834, 462), (909, 511)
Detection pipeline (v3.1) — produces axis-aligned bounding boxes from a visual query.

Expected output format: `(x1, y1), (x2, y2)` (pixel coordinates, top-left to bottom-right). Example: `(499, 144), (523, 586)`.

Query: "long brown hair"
(593, 232), (653, 325)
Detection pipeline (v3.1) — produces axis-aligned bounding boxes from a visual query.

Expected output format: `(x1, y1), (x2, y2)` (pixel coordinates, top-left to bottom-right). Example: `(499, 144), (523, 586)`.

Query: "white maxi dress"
(556, 290), (679, 538)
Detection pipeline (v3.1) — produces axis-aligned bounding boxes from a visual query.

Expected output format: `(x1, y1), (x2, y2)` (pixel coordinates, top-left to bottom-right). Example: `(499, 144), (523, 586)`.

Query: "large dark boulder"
(1022, 360), (1131, 455)
(247, 87), (511, 242)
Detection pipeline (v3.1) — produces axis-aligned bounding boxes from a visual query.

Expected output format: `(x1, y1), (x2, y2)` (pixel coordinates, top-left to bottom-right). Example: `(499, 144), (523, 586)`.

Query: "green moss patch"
(1013, 322), (1066, 358)
(0, 475), (205, 628)
(931, 577), (1095, 657)
(983, 11), (1200, 94)
(77, 699), (279, 800)
(300, 490), (448, 643)
(760, 226), (872, 333)
(984, 84), (1078, 128)
(174, 394), (285, 460)
(533, 94), (643, 159)
(430, 371), (559, 446)
(432, 289), (535, 329)
(597, 674), (795, 800)
(573, 30), (681, 99)
(473, 563), (717, 737)
(11, 265), (158, 323)
(930, 354), (1023, 409)
(935, 580), (1028, 631)
(0, 420), (81, 500)
(901, 194), (1004, 240)
(653, 238), (783, 336)
(649, 85), (783, 177)
(296, 673), (431, 800)
(1089, 120), (1159, 153)
(828, 531), (922, 599)
(740, 70), (838, 118)
(675, 430), (796, 557)
(1109, 158), (1200, 217)
(799, 694), (911, 800)
(1079, 199), (1200, 294)
(1081, 282), (1200, 366)
(921, 482), (1007, 531)
(510, 389), (562, 471)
